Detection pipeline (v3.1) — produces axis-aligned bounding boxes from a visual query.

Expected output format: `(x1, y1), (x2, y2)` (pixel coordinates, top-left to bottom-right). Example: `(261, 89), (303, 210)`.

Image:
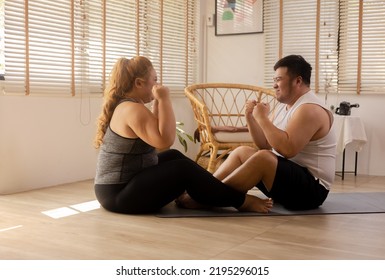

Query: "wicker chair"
(185, 83), (277, 173)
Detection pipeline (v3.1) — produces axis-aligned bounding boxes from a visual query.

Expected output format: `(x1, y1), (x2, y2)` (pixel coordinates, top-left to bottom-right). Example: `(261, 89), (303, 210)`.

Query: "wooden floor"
(1, 174), (385, 260)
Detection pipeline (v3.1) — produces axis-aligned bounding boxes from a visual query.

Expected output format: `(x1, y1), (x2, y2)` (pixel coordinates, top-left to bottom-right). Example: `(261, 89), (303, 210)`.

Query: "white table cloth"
(332, 115), (367, 180)
(333, 115), (367, 154)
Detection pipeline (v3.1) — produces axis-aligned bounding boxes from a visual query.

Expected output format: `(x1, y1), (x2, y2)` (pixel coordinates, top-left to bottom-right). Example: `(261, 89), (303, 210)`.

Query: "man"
(213, 55), (337, 211)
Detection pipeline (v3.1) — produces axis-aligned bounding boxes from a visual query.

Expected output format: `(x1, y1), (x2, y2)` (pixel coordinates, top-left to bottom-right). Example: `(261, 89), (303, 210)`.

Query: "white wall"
(202, 0), (385, 176)
(202, 6), (265, 85)
(0, 95), (102, 194)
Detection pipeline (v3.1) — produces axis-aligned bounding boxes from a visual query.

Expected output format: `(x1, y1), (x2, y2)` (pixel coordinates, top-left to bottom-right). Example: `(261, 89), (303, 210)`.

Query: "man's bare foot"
(175, 192), (209, 209)
(238, 194), (273, 213)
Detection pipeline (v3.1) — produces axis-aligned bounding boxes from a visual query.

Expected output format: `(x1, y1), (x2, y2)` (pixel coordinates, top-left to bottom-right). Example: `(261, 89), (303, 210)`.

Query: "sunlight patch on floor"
(42, 207), (79, 219)
(0, 225), (23, 232)
(70, 200), (100, 212)
(41, 200), (100, 219)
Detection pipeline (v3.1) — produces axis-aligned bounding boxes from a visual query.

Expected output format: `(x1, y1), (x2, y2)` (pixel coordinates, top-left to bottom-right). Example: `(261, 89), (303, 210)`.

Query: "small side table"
(333, 115), (367, 180)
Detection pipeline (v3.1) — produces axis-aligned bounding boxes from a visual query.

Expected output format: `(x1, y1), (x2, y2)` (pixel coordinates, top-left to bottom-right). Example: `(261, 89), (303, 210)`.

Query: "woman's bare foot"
(238, 194), (273, 213)
(175, 192), (209, 209)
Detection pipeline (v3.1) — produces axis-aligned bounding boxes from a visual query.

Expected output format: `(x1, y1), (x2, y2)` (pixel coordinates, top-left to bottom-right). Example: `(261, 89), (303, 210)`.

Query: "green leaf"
(176, 121), (194, 152)
(177, 134), (188, 152)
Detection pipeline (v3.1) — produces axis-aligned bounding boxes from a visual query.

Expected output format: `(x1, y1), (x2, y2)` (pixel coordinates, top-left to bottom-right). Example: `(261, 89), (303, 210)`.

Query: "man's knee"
(255, 149), (274, 158)
(250, 150), (277, 189)
(231, 146), (258, 160)
(249, 149), (277, 166)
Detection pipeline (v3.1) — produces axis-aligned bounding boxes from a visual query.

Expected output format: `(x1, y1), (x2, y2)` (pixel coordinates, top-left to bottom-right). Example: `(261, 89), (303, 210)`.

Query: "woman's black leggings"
(94, 149), (246, 214)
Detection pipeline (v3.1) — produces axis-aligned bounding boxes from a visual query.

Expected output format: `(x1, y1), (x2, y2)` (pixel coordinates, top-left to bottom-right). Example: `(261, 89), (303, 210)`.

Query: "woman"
(94, 56), (272, 214)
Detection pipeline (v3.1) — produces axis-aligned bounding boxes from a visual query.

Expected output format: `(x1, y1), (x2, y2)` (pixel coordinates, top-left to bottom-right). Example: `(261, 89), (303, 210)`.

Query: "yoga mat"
(156, 192), (385, 218)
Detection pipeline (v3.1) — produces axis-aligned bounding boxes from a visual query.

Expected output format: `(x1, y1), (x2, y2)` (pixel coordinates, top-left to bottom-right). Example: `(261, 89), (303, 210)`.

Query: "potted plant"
(176, 121), (194, 152)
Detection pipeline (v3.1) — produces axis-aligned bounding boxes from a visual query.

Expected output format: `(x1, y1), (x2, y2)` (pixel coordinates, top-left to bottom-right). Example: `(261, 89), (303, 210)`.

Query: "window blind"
(29, 0), (73, 95)
(338, 1), (360, 95)
(2, 0), (199, 96)
(0, 0), (5, 79)
(137, 0), (198, 90)
(104, 0), (137, 90)
(280, 0), (318, 90)
(264, 0), (319, 89)
(264, 0), (385, 95)
(340, 0), (385, 94)
(75, 0), (104, 95)
(3, 0), (27, 95)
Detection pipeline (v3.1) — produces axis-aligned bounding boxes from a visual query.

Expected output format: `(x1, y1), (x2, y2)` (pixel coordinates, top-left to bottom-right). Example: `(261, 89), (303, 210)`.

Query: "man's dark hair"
(274, 55), (312, 86)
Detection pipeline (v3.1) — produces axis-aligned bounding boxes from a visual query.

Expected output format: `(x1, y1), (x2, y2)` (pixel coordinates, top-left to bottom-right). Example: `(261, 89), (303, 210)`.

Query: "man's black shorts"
(256, 156), (329, 210)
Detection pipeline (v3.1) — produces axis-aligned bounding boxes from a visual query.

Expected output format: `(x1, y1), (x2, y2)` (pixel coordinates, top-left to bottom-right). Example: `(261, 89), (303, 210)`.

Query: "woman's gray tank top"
(94, 101), (158, 184)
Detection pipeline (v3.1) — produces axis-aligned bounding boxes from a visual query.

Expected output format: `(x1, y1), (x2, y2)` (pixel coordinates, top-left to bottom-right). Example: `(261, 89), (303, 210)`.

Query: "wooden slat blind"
(264, 0), (385, 95)
(2, 0), (199, 96)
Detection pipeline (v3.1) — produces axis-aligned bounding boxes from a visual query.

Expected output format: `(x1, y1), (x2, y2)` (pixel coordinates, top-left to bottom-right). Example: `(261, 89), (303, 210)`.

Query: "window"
(264, 0), (385, 95)
(1, 0), (199, 96)
(0, 0), (4, 80)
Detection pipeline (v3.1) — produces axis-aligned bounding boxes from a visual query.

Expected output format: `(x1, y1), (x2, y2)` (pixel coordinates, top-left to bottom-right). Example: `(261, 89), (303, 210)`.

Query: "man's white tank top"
(272, 91), (337, 190)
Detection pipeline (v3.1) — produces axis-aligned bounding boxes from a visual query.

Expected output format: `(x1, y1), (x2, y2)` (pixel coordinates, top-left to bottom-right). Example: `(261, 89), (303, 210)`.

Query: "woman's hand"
(152, 85), (170, 101)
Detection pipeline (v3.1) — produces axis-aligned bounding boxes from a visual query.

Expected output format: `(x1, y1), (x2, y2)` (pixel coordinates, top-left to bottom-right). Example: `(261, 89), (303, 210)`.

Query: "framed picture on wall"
(215, 0), (263, 36)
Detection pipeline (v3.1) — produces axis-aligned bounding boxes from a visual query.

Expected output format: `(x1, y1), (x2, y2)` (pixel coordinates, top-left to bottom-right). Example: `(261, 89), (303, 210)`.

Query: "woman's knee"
(158, 148), (185, 161)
